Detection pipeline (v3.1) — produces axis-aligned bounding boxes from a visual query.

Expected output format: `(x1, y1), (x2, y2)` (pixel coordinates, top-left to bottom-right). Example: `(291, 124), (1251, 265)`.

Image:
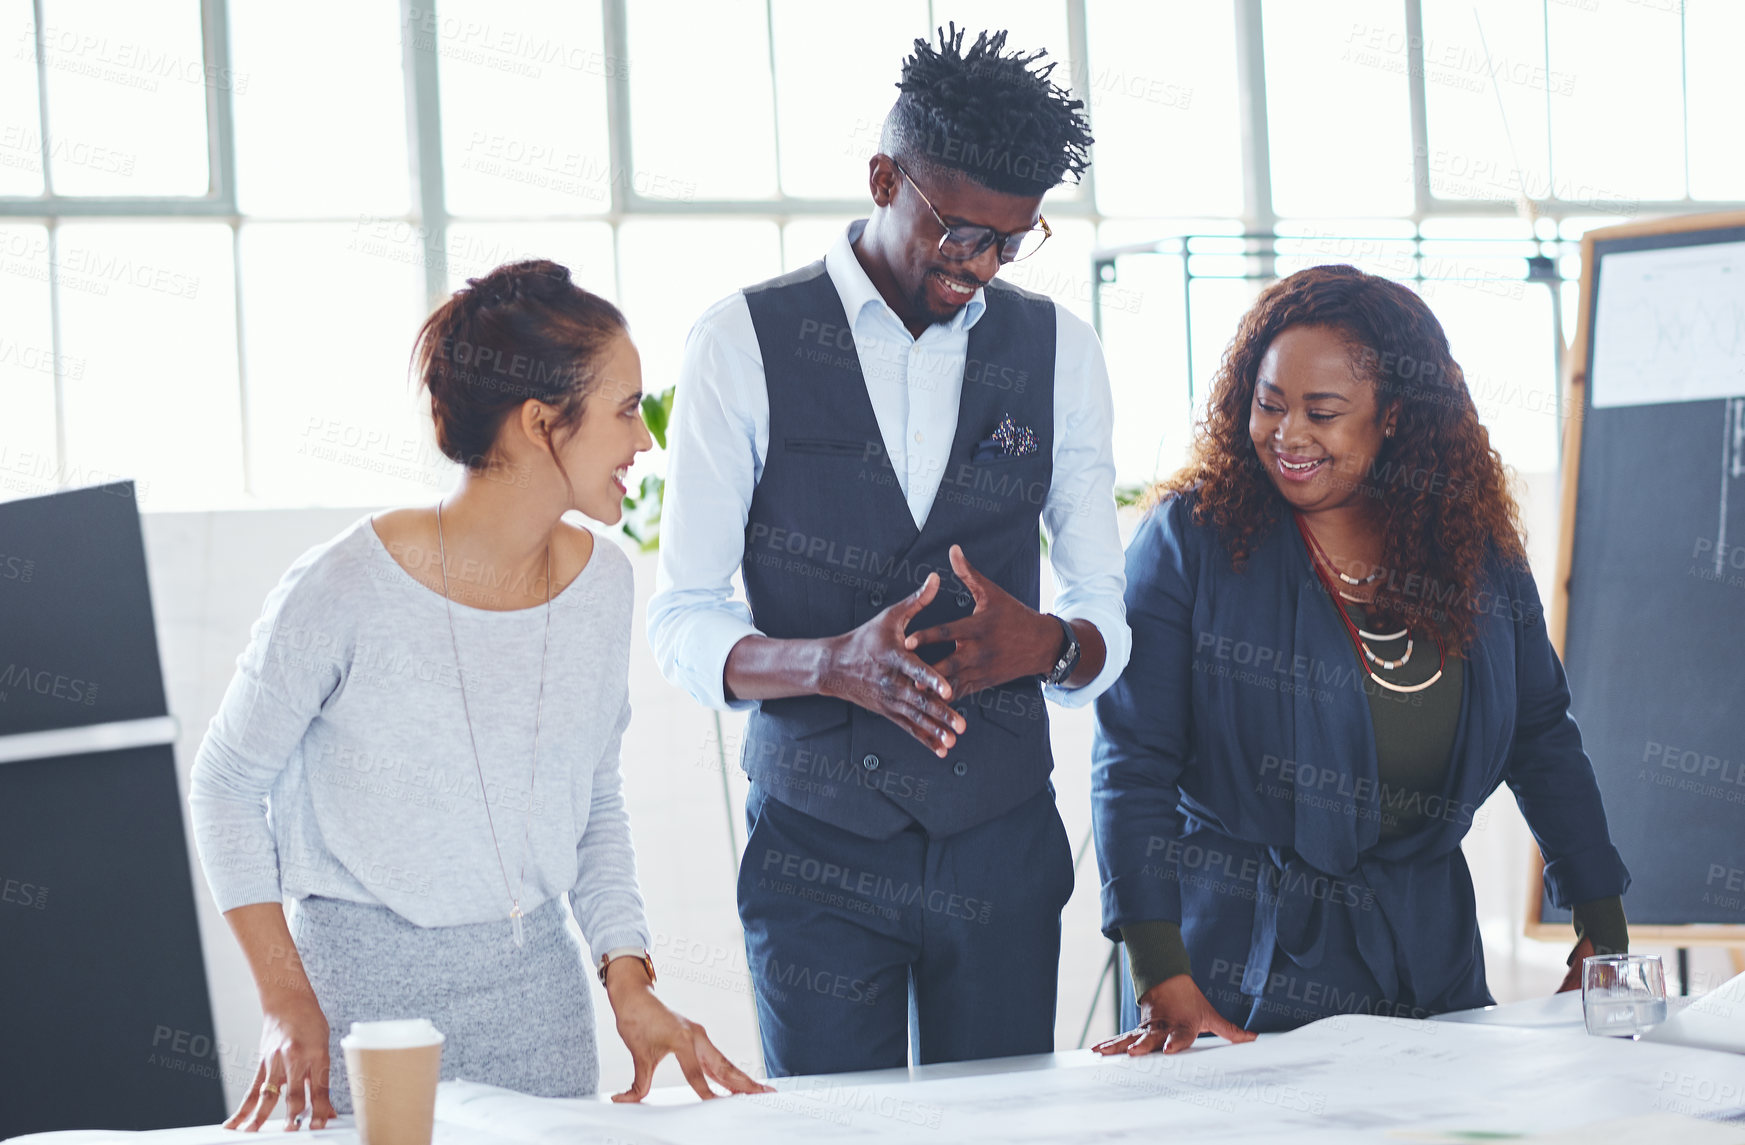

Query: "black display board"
(0, 482), (227, 1135)
(1531, 213), (1745, 945)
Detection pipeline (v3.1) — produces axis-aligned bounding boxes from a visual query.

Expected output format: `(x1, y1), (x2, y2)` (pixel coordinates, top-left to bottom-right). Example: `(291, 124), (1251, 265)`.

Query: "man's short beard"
(911, 271), (964, 327)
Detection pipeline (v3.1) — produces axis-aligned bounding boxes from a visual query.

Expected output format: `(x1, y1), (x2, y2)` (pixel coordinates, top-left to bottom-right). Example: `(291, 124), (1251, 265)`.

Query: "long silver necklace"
(436, 499), (551, 948)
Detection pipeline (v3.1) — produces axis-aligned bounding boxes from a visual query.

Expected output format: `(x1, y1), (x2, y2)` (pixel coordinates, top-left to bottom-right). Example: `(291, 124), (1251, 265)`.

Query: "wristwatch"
(1041, 613), (1081, 686)
(598, 947), (657, 987)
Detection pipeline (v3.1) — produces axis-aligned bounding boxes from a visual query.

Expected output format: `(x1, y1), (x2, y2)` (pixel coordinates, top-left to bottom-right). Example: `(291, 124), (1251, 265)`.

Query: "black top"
(1347, 598), (1465, 842)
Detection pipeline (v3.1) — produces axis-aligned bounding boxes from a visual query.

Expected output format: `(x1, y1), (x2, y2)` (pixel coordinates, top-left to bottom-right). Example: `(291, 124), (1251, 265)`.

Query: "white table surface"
(1428, 987), (1696, 1030)
(14, 993), (1741, 1145)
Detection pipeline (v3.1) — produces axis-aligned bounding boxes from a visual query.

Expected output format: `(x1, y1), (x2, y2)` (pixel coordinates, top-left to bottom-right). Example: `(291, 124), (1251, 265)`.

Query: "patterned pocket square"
(974, 413), (1037, 460)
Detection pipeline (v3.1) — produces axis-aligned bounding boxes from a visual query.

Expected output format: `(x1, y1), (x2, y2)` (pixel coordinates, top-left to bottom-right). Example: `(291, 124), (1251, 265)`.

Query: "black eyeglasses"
(892, 160), (1051, 264)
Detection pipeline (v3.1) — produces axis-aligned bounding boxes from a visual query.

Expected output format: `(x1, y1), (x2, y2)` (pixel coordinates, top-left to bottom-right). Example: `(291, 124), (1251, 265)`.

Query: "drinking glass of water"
(1582, 954), (1668, 1038)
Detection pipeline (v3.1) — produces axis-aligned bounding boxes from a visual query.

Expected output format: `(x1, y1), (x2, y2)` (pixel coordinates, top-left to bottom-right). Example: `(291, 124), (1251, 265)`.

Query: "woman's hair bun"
(461, 259), (574, 309)
(412, 257), (626, 473)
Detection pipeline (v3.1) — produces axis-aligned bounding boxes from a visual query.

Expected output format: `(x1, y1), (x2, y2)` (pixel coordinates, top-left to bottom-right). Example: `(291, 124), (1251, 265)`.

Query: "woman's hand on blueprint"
(1556, 936), (1596, 994)
(1093, 974), (1257, 1056)
(224, 992), (337, 1131)
(606, 956), (776, 1102)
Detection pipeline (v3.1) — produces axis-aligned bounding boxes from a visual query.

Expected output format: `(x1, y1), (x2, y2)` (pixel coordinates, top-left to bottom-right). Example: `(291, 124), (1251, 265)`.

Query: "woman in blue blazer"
(1092, 265), (1630, 1053)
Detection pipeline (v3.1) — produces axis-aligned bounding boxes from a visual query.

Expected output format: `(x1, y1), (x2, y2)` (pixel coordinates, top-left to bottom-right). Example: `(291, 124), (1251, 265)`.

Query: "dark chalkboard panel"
(0, 483), (226, 1134)
(1531, 213), (1745, 944)
(0, 482), (168, 737)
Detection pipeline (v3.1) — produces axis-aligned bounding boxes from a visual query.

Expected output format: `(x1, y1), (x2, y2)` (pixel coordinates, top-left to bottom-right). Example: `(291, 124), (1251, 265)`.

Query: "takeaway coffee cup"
(340, 1019), (445, 1145)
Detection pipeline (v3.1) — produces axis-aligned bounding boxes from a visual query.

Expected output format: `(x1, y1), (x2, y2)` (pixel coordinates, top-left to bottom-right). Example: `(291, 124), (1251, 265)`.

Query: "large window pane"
(617, 219), (780, 403)
(443, 221), (617, 300)
(0, 10), (45, 196)
(781, 217), (855, 272)
(1094, 217), (1246, 249)
(231, 1), (409, 216)
(1686, 0), (1745, 200)
(999, 216), (1096, 324)
(1274, 218), (1418, 281)
(437, 0), (615, 217)
(56, 223), (240, 509)
(1420, 0), (1553, 207)
(1264, 0), (1414, 217)
(1418, 279), (1561, 474)
(1416, 219), (1539, 299)
(0, 225), (57, 499)
(942, 0), (1070, 61)
(37, 0), (209, 196)
(770, 0), (927, 200)
(1085, 0), (1242, 218)
(1095, 243), (1189, 486)
(240, 224), (430, 507)
(1188, 277), (1265, 421)
(626, 0), (776, 200)
(1094, 219), (1258, 487)
(1547, 0), (1684, 204)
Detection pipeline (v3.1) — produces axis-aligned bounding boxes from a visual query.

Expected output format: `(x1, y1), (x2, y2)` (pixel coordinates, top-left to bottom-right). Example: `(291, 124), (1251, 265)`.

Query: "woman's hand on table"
(605, 958), (774, 1102)
(1093, 974), (1257, 1056)
(225, 992), (336, 1131)
(1556, 936), (1596, 994)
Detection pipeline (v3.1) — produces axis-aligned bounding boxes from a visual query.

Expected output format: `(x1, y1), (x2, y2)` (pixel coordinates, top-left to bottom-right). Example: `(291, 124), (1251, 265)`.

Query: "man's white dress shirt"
(647, 219), (1130, 712)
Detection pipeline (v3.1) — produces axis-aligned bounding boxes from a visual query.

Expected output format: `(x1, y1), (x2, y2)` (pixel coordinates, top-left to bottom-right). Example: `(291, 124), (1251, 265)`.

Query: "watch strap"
(1042, 613), (1081, 685)
(598, 947), (656, 987)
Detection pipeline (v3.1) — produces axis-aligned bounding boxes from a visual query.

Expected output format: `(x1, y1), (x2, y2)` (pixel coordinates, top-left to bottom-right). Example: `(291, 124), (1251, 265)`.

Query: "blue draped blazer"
(1091, 491), (1630, 1030)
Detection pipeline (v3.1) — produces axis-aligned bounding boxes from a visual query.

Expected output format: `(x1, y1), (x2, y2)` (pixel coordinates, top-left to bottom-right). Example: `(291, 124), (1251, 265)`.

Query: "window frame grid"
(1, 0), (1742, 503)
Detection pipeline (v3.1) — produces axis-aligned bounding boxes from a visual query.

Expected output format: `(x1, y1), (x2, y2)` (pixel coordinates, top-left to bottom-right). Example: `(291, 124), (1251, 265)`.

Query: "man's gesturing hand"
(903, 545), (1061, 701)
(819, 572), (966, 757)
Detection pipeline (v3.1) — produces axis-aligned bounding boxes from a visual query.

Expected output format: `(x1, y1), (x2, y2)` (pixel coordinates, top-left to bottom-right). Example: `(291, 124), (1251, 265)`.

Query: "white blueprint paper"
(430, 1014), (1745, 1145)
(1644, 970), (1745, 1056)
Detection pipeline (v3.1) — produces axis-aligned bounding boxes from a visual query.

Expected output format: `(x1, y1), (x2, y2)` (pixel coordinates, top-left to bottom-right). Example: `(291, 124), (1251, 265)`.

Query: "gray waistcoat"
(738, 259), (1058, 839)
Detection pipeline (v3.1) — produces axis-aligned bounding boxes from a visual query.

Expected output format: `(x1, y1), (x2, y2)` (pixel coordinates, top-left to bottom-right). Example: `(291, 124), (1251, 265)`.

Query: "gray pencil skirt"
(287, 893), (598, 1113)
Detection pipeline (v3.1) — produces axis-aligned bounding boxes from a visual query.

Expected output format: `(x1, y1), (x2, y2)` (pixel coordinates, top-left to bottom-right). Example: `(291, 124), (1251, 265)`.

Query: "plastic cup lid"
(340, 1018), (445, 1049)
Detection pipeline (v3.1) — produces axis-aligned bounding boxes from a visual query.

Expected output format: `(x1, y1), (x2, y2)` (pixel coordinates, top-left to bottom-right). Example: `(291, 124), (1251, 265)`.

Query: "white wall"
(141, 493), (1732, 1112)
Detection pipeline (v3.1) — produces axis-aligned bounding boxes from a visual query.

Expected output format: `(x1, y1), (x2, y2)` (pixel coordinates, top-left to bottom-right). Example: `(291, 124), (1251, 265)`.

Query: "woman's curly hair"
(1153, 264), (1527, 652)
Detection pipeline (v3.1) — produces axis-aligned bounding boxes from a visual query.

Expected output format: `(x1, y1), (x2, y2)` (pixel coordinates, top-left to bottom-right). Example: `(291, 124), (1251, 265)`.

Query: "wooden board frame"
(1524, 209), (1745, 945)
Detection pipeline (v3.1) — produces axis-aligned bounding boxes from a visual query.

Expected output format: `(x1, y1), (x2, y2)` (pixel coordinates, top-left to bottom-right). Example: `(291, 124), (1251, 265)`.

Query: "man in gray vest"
(648, 26), (1130, 1077)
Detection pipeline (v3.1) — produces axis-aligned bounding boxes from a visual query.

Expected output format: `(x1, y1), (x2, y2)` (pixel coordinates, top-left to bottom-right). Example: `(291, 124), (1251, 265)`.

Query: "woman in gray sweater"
(189, 261), (767, 1131)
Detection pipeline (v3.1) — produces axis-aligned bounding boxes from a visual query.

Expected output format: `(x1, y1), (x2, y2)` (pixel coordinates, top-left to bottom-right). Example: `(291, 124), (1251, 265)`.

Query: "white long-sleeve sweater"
(187, 514), (650, 965)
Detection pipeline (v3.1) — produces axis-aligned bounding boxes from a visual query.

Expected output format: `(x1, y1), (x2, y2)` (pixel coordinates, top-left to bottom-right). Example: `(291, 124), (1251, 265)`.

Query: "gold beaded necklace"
(1295, 512), (1445, 694)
